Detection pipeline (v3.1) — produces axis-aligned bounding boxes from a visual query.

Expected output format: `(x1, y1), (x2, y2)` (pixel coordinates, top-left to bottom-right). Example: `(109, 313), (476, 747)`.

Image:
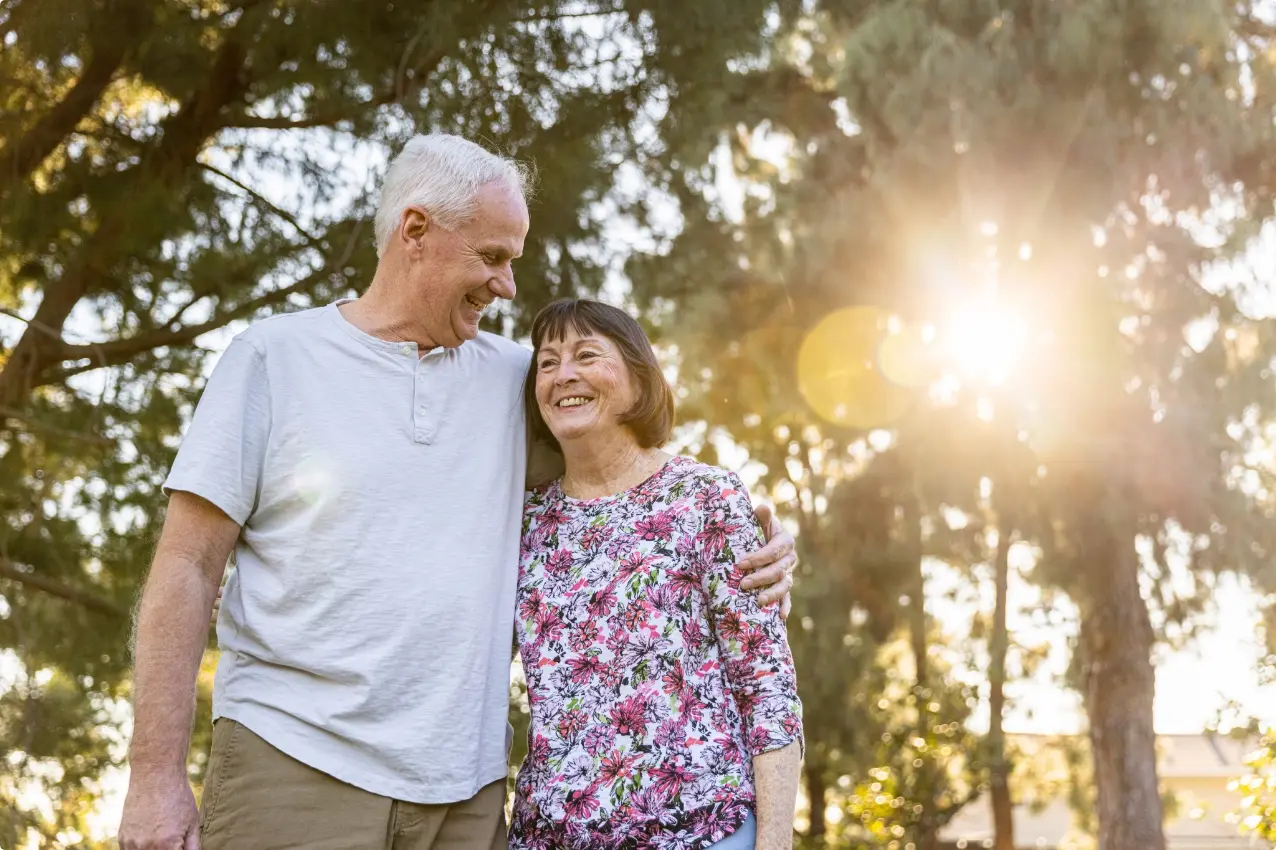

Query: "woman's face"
(534, 326), (639, 447)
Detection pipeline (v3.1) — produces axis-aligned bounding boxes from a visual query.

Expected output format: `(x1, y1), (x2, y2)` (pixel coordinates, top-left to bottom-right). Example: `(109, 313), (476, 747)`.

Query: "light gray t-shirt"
(163, 302), (532, 803)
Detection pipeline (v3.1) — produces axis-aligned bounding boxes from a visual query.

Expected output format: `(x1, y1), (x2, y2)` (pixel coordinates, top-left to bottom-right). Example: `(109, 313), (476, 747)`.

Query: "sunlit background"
(5, 2), (1276, 850)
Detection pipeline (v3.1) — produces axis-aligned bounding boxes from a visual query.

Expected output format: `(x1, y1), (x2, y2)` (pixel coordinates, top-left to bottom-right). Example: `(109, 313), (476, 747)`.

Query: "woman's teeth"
(557, 397), (592, 408)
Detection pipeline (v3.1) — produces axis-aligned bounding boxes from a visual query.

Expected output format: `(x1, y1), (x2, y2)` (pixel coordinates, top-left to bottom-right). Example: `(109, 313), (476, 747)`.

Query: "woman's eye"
(578, 351), (598, 361)
(538, 359), (557, 370)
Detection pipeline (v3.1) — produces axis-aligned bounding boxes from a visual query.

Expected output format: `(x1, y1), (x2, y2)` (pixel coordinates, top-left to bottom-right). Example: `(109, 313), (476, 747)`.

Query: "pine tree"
(629, 2), (1276, 848)
(0, 0), (798, 841)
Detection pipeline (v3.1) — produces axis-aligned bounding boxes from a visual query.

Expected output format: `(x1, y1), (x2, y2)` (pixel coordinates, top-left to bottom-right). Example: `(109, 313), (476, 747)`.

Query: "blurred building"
(937, 733), (1262, 850)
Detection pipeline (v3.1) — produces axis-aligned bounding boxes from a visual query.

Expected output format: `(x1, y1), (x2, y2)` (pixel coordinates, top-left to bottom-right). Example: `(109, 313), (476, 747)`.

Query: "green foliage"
(0, 0), (830, 842)
(835, 666), (982, 847)
(1231, 731), (1276, 844)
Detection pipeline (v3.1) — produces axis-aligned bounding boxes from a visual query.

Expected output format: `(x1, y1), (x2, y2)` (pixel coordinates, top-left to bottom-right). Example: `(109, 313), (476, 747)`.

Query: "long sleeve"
(695, 471), (803, 756)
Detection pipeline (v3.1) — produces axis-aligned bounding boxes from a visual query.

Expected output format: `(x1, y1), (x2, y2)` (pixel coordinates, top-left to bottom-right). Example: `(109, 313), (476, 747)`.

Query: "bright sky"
(926, 565), (1276, 737)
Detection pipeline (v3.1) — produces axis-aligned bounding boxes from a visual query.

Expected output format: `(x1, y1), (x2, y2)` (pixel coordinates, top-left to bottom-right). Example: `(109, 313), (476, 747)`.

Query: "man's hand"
(121, 491), (237, 850)
(738, 503), (797, 619)
(118, 772), (201, 850)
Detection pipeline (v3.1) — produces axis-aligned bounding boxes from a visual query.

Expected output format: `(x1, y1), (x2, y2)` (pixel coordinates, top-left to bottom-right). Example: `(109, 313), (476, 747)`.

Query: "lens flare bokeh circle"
(797, 307), (916, 429)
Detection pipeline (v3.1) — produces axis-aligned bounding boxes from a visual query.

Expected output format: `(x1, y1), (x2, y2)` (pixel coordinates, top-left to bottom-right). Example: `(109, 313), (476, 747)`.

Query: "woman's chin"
(547, 420), (599, 445)
(548, 426), (586, 444)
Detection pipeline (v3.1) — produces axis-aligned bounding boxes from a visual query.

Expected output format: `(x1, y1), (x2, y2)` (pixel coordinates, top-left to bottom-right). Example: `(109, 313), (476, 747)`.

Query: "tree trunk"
(805, 761), (827, 845)
(988, 518), (1015, 850)
(1080, 530), (1166, 850)
(902, 493), (940, 850)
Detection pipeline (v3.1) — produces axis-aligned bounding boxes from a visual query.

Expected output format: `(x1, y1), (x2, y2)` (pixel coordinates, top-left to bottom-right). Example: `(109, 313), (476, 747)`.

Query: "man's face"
(398, 181), (529, 347)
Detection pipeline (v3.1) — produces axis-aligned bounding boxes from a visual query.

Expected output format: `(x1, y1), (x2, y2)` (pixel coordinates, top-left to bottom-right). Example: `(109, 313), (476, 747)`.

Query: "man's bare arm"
(119, 491), (239, 850)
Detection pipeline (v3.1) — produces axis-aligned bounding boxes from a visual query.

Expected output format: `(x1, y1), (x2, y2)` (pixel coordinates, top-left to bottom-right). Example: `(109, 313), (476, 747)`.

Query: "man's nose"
(489, 263), (516, 300)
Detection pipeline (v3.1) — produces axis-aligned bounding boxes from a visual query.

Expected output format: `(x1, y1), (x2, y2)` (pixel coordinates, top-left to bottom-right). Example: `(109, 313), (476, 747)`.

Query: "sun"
(940, 300), (1027, 386)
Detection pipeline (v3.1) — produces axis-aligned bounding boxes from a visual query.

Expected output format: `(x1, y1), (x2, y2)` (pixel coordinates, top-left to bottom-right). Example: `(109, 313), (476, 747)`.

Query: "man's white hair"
(374, 134), (532, 257)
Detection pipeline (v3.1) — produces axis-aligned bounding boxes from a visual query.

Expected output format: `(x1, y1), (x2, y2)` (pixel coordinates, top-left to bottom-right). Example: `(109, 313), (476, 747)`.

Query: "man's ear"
(398, 205), (431, 253)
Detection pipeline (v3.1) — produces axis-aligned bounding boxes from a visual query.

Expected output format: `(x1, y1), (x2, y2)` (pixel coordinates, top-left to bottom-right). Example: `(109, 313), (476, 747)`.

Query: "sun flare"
(795, 300), (1030, 430)
(940, 301), (1026, 386)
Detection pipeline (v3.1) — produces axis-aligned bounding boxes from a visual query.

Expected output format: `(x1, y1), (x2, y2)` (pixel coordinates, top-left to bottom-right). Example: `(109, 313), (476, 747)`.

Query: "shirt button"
(401, 344), (414, 356)
(417, 406), (426, 416)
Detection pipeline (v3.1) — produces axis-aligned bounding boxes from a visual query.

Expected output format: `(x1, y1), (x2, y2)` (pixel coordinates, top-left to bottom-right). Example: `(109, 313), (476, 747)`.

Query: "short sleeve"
(694, 470), (804, 757)
(162, 336), (271, 525)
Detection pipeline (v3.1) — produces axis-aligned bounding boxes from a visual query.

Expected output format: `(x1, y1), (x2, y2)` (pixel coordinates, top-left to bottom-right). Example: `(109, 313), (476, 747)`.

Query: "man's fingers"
(740, 561), (783, 590)
(740, 551), (798, 589)
(754, 503), (774, 536)
(118, 831), (189, 850)
(757, 570), (793, 607)
(737, 537), (794, 574)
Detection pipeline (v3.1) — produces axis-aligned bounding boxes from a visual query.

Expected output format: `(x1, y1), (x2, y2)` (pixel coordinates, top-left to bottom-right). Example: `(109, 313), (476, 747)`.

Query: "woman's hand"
(736, 503), (797, 619)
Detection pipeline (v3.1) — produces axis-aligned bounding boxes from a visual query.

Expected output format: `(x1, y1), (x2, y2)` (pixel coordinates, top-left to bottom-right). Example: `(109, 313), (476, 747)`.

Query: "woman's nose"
(554, 361), (580, 384)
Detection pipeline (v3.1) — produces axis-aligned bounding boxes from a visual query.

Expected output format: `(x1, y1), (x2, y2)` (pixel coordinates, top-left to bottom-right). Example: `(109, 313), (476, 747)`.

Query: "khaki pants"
(199, 719), (508, 850)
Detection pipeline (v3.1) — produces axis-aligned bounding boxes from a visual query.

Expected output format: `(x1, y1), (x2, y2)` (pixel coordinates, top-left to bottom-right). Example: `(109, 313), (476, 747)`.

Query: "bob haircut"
(525, 299), (675, 450)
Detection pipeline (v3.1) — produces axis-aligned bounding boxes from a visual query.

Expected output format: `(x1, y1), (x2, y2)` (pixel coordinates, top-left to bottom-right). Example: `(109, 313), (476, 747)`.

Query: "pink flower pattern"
(511, 457), (802, 850)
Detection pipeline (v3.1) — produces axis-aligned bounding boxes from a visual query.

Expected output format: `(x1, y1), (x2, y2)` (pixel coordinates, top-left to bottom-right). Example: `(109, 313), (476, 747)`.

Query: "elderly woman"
(511, 299), (803, 850)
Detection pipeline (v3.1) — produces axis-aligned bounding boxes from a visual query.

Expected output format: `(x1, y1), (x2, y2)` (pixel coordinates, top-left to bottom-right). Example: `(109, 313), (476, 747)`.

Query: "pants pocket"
(199, 718), (241, 835)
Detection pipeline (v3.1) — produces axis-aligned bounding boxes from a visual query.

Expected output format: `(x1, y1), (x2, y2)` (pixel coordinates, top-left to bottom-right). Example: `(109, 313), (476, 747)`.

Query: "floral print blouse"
(511, 456), (803, 850)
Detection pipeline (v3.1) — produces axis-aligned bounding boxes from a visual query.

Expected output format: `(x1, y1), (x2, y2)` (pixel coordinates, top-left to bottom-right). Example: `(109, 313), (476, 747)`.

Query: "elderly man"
(117, 134), (795, 850)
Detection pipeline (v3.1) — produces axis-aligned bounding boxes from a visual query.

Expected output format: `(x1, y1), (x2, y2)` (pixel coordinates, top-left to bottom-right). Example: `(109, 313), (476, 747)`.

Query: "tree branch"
(226, 106), (381, 131)
(226, 41), (445, 131)
(515, 4), (626, 21)
(0, 557), (127, 620)
(198, 162), (321, 245)
(0, 405), (114, 445)
(50, 219), (365, 378)
(0, 0), (160, 196)
(53, 269), (325, 370)
(1, 47), (124, 191)
(0, 29), (251, 411)
(227, 1), (483, 133)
